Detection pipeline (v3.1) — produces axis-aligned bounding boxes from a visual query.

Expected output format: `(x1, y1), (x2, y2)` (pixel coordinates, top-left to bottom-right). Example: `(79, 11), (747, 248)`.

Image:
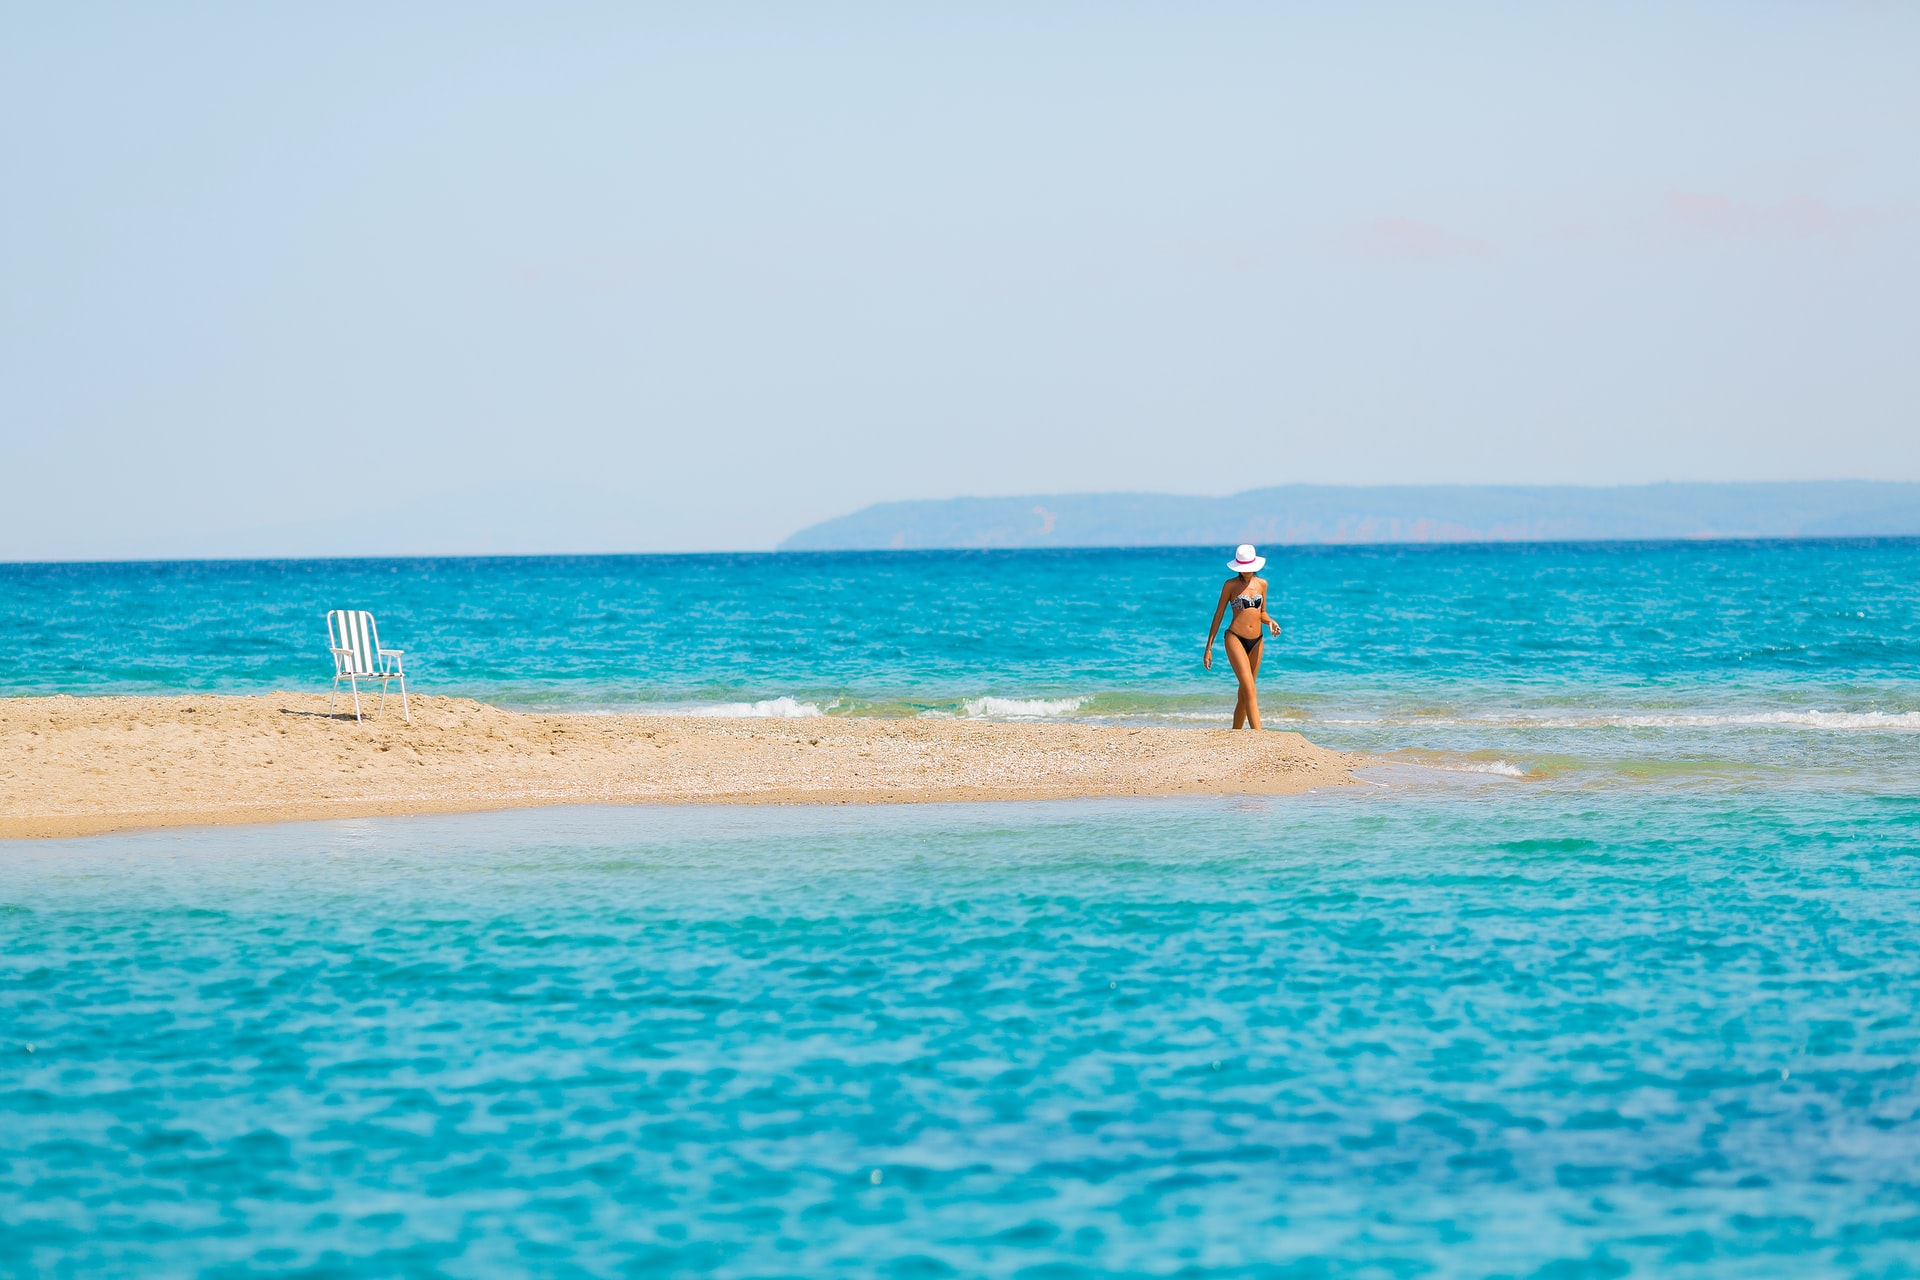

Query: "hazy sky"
(4, 3), (1918, 557)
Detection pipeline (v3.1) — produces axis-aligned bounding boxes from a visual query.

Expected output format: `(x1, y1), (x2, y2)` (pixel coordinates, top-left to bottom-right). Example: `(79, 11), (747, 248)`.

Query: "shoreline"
(0, 694), (1355, 840)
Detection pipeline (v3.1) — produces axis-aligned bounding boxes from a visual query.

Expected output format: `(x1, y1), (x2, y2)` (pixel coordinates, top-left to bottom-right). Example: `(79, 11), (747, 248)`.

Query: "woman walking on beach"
(1204, 545), (1282, 729)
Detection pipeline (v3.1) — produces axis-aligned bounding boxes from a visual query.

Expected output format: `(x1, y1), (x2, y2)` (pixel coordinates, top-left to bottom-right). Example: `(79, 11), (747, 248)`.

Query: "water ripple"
(3, 796), (1919, 1275)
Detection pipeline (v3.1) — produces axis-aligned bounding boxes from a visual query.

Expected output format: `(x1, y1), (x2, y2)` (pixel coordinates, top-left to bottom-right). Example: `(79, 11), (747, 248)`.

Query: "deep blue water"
(4, 542), (1919, 1276)
(3, 541), (1917, 782)
(6, 544), (1917, 711)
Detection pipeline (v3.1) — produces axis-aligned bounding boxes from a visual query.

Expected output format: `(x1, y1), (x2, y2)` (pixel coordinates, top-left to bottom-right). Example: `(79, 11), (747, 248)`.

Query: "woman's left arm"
(1262, 583), (1282, 636)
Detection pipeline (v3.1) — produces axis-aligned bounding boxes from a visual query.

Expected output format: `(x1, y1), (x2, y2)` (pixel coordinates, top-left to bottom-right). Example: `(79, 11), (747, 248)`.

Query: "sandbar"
(0, 694), (1354, 840)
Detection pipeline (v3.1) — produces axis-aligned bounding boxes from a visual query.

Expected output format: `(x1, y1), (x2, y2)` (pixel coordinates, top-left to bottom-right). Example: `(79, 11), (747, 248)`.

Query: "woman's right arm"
(1202, 585), (1229, 669)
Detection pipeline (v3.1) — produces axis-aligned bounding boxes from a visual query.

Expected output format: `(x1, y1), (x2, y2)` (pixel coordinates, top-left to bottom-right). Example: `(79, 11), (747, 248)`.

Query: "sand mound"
(0, 694), (1352, 839)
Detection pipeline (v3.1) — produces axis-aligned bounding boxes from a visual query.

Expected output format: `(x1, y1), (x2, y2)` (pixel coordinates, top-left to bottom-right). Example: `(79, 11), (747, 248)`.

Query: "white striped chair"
(327, 610), (410, 723)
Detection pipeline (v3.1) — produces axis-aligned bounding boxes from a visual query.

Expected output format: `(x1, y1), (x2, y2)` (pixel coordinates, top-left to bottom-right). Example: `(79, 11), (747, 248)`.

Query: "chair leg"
(399, 675), (410, 724)
(350, 675), (363, 723)
(378, 681), (387, 717)
(329, 681), (337, 717)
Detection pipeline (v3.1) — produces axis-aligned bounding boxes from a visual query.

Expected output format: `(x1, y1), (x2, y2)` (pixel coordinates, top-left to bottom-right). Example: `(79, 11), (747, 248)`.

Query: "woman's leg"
(1225, 633), (1260, 729)
(1244, 640), (1262, 730)
(1228, 632), (1250, 728)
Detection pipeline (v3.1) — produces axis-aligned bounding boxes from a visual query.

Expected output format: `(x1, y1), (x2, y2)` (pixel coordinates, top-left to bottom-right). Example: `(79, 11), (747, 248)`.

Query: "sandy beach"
(0, 694), (1354, 839)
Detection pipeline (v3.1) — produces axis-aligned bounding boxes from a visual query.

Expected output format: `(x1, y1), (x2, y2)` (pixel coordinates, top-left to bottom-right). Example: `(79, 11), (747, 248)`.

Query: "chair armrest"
(331, 647), (354, 657)
(379, 649), (404, 656)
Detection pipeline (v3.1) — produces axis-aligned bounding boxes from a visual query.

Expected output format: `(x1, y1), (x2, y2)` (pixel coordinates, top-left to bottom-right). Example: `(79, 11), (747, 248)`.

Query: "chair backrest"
(327, 610), (381, 676)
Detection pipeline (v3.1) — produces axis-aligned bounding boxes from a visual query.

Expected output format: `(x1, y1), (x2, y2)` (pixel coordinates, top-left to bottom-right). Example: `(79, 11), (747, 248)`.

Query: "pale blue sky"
(3, 3), (1917, 557)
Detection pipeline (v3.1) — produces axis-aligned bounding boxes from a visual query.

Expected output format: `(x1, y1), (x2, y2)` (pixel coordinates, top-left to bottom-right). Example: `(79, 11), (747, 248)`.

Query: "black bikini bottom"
(1226, 630), (1262, 657)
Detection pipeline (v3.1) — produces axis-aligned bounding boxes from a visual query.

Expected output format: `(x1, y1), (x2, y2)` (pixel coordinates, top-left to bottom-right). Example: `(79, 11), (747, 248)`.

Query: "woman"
(1203, 544), (1282, 729)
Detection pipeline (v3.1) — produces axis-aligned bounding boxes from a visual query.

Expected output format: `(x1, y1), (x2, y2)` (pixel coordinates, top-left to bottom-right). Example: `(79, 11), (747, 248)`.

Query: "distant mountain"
(779, 482), (1920, 550)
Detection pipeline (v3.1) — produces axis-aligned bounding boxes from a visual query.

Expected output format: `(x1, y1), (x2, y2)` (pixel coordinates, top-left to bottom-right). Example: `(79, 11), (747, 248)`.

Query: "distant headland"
(780, 482), (1920, 551)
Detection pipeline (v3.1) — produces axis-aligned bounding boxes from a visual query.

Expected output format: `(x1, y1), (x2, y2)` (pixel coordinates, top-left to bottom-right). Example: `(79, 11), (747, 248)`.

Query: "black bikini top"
(1231, 593), (1263, 612)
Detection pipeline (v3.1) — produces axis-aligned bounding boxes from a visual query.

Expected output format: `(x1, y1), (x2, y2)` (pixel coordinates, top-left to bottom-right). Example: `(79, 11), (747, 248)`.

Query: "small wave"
(1453, 760), (1528, 778)
(1316, 709), (1920, 732)
(960, 696), (1090, 719)
(685, 697), (825, 718)
(1586, 710), (1920, 731)
(1380, 753), (1532, 780)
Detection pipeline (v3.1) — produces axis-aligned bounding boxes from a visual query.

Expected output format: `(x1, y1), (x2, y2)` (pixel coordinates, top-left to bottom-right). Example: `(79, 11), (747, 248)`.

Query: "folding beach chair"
(327, 610), (410, 723)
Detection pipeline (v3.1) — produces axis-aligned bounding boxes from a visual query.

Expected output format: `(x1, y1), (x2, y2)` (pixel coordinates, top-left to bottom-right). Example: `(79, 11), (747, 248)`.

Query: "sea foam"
(685, 697), (825, 718)
(960, 695), (1090, 719)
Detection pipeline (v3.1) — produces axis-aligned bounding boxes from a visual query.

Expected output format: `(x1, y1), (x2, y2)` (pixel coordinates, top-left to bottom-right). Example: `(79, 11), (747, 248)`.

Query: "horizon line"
(9, 530), (1920, 569)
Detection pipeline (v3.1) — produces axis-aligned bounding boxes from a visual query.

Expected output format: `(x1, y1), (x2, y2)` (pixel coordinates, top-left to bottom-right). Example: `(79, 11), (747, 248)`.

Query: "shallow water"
(5, 791), (1920, 1278)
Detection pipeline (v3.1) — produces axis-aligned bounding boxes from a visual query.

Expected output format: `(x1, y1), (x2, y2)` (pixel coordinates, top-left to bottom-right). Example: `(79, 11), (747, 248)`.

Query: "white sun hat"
(1227, 544), (1265, 573)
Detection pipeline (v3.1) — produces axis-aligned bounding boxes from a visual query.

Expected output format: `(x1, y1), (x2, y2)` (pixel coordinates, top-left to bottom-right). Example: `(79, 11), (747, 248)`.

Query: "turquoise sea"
(4, 541), (1919, 1276)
